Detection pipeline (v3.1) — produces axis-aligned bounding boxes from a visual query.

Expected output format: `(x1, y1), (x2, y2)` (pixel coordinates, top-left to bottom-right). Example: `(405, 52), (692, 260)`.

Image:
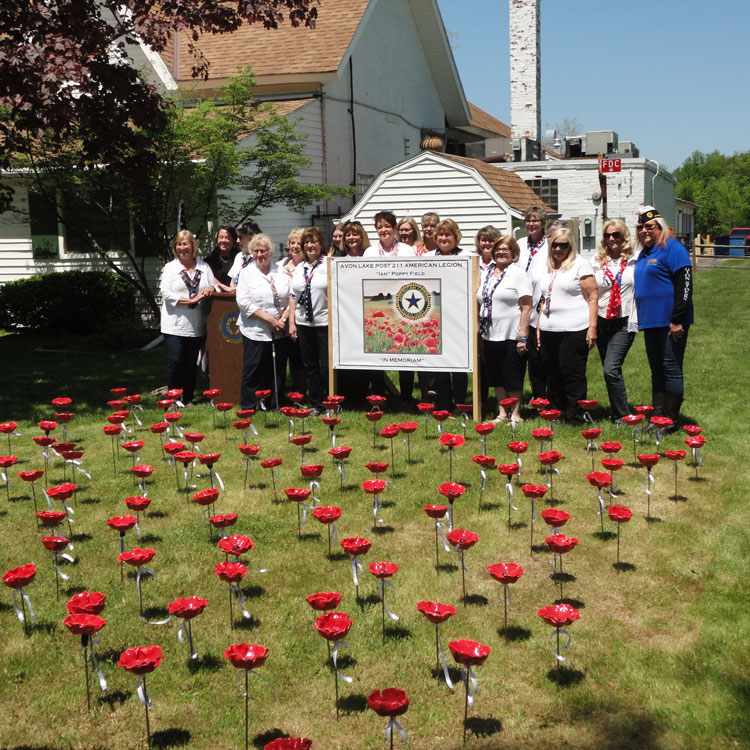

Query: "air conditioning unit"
(585, 130), (618, 156)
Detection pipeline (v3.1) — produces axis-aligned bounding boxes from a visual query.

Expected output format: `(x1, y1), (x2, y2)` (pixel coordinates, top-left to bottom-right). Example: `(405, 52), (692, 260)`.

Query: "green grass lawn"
(0, 268), (747, 750)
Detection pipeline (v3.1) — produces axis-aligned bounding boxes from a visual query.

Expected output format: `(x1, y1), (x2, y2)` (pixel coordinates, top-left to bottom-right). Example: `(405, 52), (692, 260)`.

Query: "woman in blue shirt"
(633, 207), (693, 428)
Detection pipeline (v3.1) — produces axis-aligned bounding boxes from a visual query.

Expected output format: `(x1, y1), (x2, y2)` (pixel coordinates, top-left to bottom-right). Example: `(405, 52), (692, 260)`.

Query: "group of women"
(159, 205), (692, 427)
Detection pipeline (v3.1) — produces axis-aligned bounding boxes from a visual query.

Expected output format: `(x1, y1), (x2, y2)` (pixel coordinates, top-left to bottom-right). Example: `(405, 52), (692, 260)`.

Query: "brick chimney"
(509, 0), (541, 142)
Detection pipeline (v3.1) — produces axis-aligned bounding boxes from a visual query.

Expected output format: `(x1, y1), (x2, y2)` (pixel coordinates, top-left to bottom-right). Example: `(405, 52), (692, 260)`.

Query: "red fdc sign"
(600, 158), (622, 173)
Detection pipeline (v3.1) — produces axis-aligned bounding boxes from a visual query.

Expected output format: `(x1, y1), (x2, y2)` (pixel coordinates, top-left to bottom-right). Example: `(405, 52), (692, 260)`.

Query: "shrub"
(0, 271), (136, 333)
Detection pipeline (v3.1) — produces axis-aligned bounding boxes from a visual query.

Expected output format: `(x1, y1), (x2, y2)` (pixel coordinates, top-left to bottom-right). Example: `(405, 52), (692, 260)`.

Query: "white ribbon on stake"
(549, 627), (572, 662)
(176, 620), (198, 659)
(379, 579), (399, 621)
(230, 583), (252, 619)
(385, 716), (408, 746)
(332, 640), (353, 683)
(12, 588), (35, 623)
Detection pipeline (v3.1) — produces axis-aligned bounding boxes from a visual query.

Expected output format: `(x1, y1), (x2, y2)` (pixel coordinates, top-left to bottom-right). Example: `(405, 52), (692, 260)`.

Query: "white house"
(340, 149), (550, 244)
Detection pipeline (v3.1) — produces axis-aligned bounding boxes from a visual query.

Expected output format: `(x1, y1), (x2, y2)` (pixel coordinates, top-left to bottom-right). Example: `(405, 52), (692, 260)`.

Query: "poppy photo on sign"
(361, 278), (442, 355)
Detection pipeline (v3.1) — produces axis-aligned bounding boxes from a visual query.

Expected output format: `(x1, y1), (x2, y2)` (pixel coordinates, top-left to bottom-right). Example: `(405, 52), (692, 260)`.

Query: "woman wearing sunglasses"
(633, 206), (693, 426)
(593, 219), (638, 422)
(536, 224), (598, 425)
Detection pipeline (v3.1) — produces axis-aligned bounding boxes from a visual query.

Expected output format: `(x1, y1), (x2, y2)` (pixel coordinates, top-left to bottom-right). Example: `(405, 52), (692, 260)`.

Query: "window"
(28, 191), (60, 259)
(524, 178), (558, 212)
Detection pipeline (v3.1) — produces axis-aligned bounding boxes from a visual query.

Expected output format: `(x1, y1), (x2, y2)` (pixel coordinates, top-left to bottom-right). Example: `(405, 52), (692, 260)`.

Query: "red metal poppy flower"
(286, 391), (304, 402)
(60, 450), (84, 462)
(264, 738), (312, 750)
(539, 410), (561, 422)
(455, 403), (473, 414)
(233, 420), (253, 432)
(365, 411), (384, 423)
(471, 455), (496, 468)
(130, 464), (155, 478)
(18, 470), (44, 483)
(498, 463), (519, 476)
(107, 515), (137, 532)
(664, 449), (687, 461)
(0, 422), (18, 434)
(315, 611), (353, 641)
(538, 450), (563, 465)
(124, 394), (142, 405)
(423, 504), (448, 519)
(398, 422), (418, 434)
(295, 409), (312, 419)
(0, 455), (17, 468)
(214, 561), (247, 583)
(184, 432), (205, 444)
(446, 528), (478, 550)
(329, 446), (352, 459)
(216, 402), (234, 413)
(369, 561), (398, 579)
(683, 424), (702, 436)
(63, 614), (107, 636)
(168, 596), (207, 620)
(380, 424), (400, 439)
(364, 462), (389, 475)
(306, 591), (342, 611)
(300, 464), (324, 478)
(520, 484), (547, 499)
(204, 389), (221, 399)
(312, 506), (341, 523)
(3, 563), (37, 589)
(537, 603), (580, 628)
(600, 441), (622, 454)
(601, 458), (625, 473)
(156, 399), (175, 411)
(122, 440), (145, 454)
(474, 423), (495, 436)
(66, 591), (106, 615)
(238, 445), (261, 457)
(209, 513), (238, 529)
(581, 428), (602, 440)
(198, 453), (221, 467)
(290, 434), (312, 446)
(51, 443), (76, 456)
(119, 548), (156, 566)
(432, 410), (451, 422)
(108, 411), (130, 424)
(218, 535), (254, 556)
(540, 508), (570, 527)
(621, 414), (645, 426)
(47, 482), (76, 501)
(437, 482), (465, 501)
(417, 403), (435, 414)
(150, 422), (169, 434)
(366, 395), (387, 407)
(545, 534), (579, 554)
(124, 496), (152, 512)
(255, 389), (272, 401)
(280, 406), (298, 418)
(637, 454), (661, 468)
(439, 433), (464, 449)
(448, 639), (490, 666)
(236, 409), (255, 420)
(37, 510), (67, 526)
(684, 436), (707, 448)
(284, 488), (311, 503)
(118, 646), (164, 675)
(367, 688), (409, 718)
(530, 397), (550, 410)
(634, 404), (654, 416)
(607, 505), (633, 523)
(33, 435), (57, 448)
(108, 400), (128, 411)
(578, 399), (598, 410)
(586, 471), (612, 488)
(41, 535), (70, 552)
(52, 397), (72, 408)
(322, 417), (341, 428)
(340, 537), (371, 556)
(499, 397), (518, 409)
(38, 420), (58, 433)
(416, 600), (456, 624)
(261, 458), (282, 469)
(194, 489), (219, 506)
(362, 479), (387, 495)
(507, 441), (528, 454)
(531, 428), (554, 440)
(55, 413), (74, 424)
(486, 562), (524, 584)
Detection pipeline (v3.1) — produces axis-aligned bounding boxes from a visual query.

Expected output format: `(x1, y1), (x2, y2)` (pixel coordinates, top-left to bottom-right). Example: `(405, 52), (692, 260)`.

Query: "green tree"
(675, 150), (750, 235)
(11, 69), (349, 320)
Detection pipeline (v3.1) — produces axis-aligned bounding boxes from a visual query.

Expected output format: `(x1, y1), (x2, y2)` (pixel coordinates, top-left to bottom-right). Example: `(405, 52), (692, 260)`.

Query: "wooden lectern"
(205, 293), (243, 404)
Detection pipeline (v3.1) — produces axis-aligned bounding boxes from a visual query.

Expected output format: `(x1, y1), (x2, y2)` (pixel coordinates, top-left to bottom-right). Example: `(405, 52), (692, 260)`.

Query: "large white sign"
(330, 256), (476, 372)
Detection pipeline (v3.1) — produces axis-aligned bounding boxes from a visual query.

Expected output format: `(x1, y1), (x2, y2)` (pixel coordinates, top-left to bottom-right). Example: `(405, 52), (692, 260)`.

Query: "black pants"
(241, 335), (289, 410)
(526, 325), (546, 399)
(164, 333), (204, 405)
(297, 324), (329, 410)
(539, 329), (589, 424)
(433, 372), (468, 412)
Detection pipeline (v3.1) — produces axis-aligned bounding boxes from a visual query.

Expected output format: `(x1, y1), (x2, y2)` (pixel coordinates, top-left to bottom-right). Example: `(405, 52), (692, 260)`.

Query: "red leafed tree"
(0, 0), (318, 209)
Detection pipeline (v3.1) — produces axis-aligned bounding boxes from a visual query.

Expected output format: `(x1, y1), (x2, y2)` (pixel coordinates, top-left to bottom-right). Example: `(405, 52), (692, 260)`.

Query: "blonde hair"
(287, 228), (304, 245)
(436, 218), (462, 245)
(397, 217), (421, 245)
(594, 219), (633, 263)
(475, 225), (501, 251)
(492, 235), (521, 262)
(339, 222), (371, 255)
(171, 230), (199, 260)
(546, 226), (577, 272)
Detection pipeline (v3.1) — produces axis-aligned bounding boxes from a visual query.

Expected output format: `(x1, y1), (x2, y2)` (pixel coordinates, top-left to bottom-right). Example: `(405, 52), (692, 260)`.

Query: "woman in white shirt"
(236, 233), (291, 410)
(159, 230), (217, 406)
(288, 227), (329, 414)
(593, 219), (638, 421)
(362, 210), (416, 258)
(477, 236), (532, 423)
(537, 225), (598, 425)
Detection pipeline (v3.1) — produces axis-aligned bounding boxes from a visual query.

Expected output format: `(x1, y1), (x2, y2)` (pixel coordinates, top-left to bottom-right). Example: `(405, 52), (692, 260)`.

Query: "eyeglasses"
(604, 232), (621, 239)
(638, 223), (658, 231)
(551, 241), (570, 249)
(526, 219), (542, 224)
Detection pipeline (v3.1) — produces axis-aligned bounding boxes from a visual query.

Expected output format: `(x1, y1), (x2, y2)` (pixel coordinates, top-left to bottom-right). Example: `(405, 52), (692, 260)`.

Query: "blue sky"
(437, 0), (749, 172)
